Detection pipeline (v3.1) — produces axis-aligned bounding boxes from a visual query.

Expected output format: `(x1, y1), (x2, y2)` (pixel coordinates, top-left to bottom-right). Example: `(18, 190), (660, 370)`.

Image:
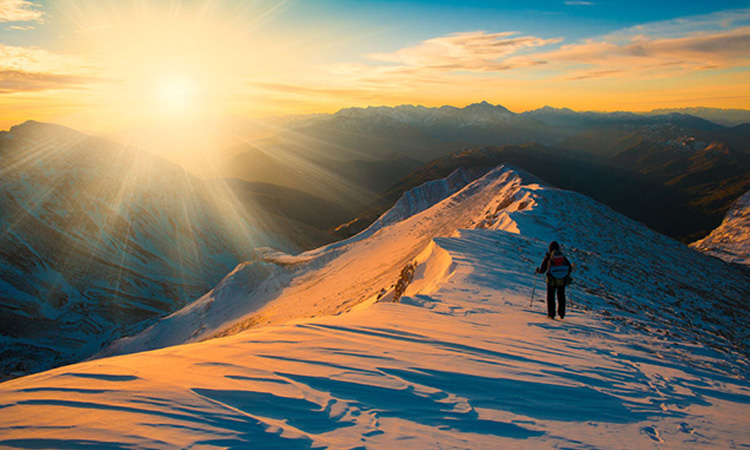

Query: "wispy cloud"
(566, 69), (624, 80)
(605, 8), (750, 41)
(545, 26), (750, 80)
(0, 43), (72, 72)
(0, 43), (103, 93)
(0, 69), (101, 93)
(321, 24), (749, 86)
(0, 0), (44, 23)
(368, 31), (562, 72)
(564, 1), (593, 6)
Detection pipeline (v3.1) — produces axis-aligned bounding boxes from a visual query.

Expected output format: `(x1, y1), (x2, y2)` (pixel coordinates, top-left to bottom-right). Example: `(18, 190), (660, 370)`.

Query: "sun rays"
(0, 121), (291, 323)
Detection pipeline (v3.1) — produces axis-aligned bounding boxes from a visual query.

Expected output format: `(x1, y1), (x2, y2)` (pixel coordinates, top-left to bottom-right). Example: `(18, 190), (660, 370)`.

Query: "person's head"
(549, 241), (560, 252)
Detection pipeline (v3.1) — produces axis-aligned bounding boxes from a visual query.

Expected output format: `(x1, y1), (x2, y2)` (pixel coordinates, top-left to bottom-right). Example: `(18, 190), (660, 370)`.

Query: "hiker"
(535, 241), (573, 319)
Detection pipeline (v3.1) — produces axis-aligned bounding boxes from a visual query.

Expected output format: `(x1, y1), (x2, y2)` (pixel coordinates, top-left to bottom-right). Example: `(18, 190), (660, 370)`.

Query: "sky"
(0, 0), (748, 134)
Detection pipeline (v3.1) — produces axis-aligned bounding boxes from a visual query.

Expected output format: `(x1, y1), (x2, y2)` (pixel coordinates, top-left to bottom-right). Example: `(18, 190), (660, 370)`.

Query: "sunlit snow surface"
(1, 166), (750, 449)
(691, 190), (750, 266)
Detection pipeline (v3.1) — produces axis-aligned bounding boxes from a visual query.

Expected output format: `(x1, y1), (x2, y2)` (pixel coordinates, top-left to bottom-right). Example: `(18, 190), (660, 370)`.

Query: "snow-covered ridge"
(101, 165), (529, 356)
(691, 190), (750, 266)
(3, 164), (750, 449)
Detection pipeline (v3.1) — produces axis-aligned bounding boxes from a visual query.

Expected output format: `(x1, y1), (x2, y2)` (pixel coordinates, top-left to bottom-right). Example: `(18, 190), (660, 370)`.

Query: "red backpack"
(548, 250), (571, 280)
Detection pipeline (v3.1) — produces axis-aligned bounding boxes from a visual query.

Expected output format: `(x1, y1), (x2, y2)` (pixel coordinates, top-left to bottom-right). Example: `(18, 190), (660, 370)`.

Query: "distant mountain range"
(267, 102), (748, 158)
(647, 107), (750, 127)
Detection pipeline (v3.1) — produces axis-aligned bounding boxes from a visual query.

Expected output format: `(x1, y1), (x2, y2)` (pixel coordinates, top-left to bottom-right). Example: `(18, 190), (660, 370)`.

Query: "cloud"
(0, 69), (101, 93)
(0, 43), (104, 93)
(564, 1), (593, 5)
(0, 43), (70, 72)
(6, 24), (33, 30)
(355, 13), (750, 84)
(545, 26), (750, 77)
(608, 8), (750, 40)
(566, 69), (625, 80)
(0, 0), (44, 23)
(324, 25), (749, 87)
(368, 31), (562, 72)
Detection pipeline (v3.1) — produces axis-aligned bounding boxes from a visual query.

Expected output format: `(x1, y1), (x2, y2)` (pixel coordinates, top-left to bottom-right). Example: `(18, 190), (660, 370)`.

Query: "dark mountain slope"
(216, 178), (351, 232)
(220, 143), (423, 214)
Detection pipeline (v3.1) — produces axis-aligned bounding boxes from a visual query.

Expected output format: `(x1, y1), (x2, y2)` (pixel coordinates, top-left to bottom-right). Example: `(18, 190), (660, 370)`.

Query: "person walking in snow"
(535, 241), (573, 319)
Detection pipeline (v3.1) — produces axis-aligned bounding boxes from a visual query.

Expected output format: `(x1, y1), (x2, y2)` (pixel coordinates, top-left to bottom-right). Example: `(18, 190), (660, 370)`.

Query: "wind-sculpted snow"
(4, 164), (749, 448)
(691, 190), (750, 266)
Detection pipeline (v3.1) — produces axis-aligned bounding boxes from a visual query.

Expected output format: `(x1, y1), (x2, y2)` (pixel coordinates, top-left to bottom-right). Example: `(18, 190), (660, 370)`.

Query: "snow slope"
(691, 190), (750, 266)
(2, 165), (750, 449)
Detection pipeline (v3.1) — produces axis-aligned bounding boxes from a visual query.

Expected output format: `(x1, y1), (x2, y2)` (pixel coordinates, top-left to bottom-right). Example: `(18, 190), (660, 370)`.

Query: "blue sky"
(5, 1), (748, 48)
(277, 0), (750, 37)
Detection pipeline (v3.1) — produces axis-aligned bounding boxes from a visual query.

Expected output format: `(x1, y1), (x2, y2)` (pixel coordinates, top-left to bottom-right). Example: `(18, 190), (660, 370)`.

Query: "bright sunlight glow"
(154, 74), (198, 114)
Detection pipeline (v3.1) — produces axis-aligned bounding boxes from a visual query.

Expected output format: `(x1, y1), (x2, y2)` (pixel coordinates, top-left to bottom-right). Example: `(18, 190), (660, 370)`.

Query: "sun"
(154, 73), (198, 115)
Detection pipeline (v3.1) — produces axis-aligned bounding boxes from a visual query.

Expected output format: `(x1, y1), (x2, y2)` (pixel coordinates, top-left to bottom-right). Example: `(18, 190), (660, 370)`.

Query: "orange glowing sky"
(0, 0), (748, 134)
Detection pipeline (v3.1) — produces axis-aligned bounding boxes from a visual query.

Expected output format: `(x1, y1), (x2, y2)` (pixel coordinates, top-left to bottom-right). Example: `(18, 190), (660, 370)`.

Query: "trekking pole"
(530, 272), (538, 307)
